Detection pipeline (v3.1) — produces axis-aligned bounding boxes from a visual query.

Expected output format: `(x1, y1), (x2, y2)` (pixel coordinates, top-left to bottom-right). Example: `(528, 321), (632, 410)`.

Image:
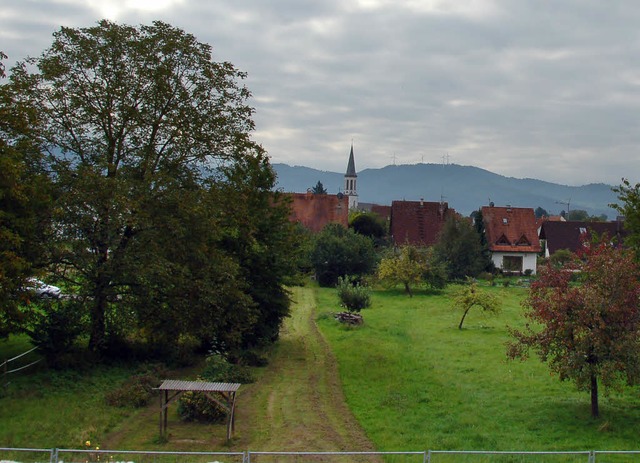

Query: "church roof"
(345, 145), (357, 177)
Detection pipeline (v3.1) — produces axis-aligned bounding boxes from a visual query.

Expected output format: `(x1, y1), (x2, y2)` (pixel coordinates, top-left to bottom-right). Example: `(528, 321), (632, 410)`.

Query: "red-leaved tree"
(507, 242), (640, 418)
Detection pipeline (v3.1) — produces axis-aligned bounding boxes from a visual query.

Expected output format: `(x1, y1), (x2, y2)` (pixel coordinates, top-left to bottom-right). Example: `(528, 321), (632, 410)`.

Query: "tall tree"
(9, 21), (288, 355)
(0, 52), (52, 338)
(433, 214), (490, 280)
(507, 242), (640, 418)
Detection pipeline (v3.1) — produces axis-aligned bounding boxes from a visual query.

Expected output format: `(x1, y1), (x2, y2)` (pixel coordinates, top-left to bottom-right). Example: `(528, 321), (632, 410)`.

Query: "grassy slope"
(316, 284), (640, 451)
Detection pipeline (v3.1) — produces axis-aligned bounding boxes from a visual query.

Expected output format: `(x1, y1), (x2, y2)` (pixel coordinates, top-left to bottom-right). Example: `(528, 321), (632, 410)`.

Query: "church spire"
(344, 143), (358, 210)
(345, 143), (357, 177)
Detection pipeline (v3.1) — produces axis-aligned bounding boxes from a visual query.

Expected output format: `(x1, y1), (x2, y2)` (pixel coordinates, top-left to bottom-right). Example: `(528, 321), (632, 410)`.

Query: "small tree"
(507, 242), (640, 418)
(377, 245), (426, 297)
(336, 276), (371, 313)
(311, 181), (327, 194)
(454, 281), (500, 329)
(534, 206), (549, 218)
(549, 249), (575, 268)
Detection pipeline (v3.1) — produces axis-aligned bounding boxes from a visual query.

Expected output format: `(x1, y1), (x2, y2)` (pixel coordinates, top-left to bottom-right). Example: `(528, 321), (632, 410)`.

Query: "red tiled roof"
(370, 204), (391, 222)
(481, 206), (541, 253)
(390, 200), (453, 246)
(286, 192), (349, 232)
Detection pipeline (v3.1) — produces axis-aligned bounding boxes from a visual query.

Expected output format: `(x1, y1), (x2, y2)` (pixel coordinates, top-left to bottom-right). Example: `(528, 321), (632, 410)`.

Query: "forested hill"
(272, 163), (619, 218)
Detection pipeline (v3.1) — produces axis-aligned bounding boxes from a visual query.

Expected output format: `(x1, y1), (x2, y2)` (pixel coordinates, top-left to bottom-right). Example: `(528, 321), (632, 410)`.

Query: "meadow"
(3, 283), (640, 453)
(315, 283), (640, 451)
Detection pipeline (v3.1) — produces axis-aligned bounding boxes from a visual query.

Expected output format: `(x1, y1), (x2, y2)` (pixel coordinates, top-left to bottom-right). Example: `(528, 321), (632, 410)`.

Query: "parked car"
(26, 278), (62, 298)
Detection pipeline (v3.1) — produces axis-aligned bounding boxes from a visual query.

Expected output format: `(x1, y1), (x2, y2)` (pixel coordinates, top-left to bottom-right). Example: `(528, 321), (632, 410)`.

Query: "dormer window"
(496, 234), (511, 245)
(516, 234), (531, 246)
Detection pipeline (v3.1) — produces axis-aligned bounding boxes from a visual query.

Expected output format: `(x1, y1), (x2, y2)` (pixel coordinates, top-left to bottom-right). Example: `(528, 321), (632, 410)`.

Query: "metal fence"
(3, 448), (640, 463)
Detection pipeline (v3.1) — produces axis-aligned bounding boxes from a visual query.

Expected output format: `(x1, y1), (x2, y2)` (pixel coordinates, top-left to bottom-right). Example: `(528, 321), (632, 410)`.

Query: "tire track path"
(233, 286), (379, 453)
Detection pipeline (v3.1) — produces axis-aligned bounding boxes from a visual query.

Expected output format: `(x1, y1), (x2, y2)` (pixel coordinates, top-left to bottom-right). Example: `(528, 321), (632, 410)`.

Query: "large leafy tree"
(10, 21), (292, 355)
(507, 242), (640, 418)
(0, 52), (52, 338)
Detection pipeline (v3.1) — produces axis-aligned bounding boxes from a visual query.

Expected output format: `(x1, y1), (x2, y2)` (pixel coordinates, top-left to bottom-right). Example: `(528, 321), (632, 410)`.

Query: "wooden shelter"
(157, 379), (241, 441)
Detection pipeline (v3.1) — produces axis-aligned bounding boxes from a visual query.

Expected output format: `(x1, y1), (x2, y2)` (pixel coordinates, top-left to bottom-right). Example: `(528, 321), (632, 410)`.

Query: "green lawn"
(0, 335), (140, 448)
(316, 284), (640, 451)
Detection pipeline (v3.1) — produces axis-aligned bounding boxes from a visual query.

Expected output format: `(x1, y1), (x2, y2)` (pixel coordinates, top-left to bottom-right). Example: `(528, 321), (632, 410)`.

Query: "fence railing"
(3, 448), (640, 463)
(1, 346), (41, 387)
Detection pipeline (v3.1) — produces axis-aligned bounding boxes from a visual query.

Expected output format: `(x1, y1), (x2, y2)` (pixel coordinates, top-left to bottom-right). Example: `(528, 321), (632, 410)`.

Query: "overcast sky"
(2, 0), (640, 186)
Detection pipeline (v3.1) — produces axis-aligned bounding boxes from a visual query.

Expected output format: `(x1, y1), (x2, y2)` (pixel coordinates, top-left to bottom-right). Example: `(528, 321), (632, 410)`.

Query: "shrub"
(177, 353), (254, 423)
(201, 353), (255, 384)
(336, 276), (371, 313)
(105, 363), (168, 407)
(28, 299), (87, 367)
(177, 391), (227, 423)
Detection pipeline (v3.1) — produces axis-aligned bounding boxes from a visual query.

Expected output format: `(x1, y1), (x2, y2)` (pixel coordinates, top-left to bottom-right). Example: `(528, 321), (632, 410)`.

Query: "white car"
(27, 278), (62, 298)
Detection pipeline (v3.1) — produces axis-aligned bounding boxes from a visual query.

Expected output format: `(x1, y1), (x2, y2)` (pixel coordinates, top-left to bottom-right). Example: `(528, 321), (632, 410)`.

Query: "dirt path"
(102, 286), (378, 453)
(231, 286), (378, 452)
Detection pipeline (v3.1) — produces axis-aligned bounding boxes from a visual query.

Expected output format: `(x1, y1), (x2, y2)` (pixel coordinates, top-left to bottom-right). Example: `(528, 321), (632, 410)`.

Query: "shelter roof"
(158, 379), (241, 393)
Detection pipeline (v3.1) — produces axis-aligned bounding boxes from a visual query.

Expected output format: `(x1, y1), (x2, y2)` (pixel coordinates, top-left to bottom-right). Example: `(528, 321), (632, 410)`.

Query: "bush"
(28, 299), (87, 367)
(336, 276), (371, 313)
(201, 353), (255, 384)
(177, 353), (254, 423)
(105, 363), (168, 407)
(177, 391), (227, 423)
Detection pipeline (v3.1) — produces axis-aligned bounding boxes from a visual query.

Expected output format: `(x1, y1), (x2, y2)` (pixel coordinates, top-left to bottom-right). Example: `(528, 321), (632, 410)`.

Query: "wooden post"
(163, 390), (168, 434)
(159, 389), (164, 438)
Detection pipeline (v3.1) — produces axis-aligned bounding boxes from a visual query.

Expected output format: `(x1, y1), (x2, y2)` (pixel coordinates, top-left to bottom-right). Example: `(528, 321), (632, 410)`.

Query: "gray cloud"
(2, 0), (640, 186)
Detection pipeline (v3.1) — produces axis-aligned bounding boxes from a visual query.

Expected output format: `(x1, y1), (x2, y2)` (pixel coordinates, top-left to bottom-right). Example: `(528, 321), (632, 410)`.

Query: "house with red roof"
(481, 205), (541, 275)
(390, 199), (454, 246)
(539, 220), (627, 258)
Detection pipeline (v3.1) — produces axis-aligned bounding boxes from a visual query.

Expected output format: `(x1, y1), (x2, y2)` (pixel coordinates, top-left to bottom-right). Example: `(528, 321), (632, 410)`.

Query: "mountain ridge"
(272, 162), (619, 218)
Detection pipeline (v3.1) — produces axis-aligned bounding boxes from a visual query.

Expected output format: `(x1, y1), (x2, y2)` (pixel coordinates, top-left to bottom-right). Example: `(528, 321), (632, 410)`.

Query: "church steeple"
(344, 143), (358, 210)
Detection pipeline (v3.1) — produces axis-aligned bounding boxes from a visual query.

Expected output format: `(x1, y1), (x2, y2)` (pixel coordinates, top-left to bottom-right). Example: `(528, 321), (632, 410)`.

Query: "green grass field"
(3, 283), (640, 454)
(315, 283), (640, 451)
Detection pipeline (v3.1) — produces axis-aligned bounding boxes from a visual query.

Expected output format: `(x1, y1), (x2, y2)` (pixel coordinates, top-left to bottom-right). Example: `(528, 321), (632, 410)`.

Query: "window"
(503, 255), (523, 273)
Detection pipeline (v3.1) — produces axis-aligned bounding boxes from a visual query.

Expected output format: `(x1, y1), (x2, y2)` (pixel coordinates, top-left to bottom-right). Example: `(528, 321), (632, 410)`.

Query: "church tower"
(344, 143), (358, 210)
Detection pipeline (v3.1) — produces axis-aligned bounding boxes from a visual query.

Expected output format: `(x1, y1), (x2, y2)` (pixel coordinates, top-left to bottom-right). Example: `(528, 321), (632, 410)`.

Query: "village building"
(286, 192), (349, 232)
(390, 199), (454, 246)
(481, 205), (541, 275)
(538, 219), (627, 258)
